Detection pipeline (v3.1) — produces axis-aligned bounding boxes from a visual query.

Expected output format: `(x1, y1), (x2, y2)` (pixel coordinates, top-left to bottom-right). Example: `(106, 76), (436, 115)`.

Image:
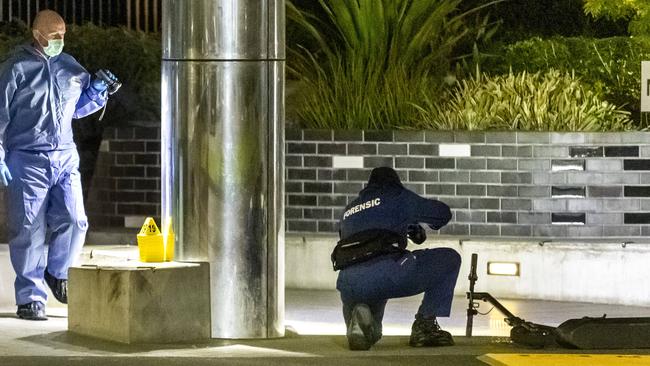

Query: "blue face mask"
(34, 30), (64, 57)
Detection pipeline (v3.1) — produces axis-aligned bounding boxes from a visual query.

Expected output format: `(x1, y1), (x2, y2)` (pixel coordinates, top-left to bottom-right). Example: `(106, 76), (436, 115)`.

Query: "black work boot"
(347, 303), (379, 350)
(44, 269), (68, 304)
(17, 301), (48, 321)
(409, 314), (454, 347)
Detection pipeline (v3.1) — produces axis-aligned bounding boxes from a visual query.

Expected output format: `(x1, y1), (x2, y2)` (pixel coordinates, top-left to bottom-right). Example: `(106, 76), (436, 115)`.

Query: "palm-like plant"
(288, 0), (496, 129)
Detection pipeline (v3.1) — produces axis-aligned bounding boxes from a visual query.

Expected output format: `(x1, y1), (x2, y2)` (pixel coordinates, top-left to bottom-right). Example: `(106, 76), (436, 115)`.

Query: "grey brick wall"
(86, 127), (161, 227)
(285, 130), (650, 239)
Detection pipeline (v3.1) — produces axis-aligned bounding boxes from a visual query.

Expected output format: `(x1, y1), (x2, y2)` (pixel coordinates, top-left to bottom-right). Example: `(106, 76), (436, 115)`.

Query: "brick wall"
(285, 130), (650, 238)
(81, 128), (650, 239)
(86, 126), (161, 228)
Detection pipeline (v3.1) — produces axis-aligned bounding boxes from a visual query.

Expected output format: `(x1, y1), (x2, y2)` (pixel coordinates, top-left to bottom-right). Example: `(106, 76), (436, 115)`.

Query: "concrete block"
(426, 158), (455, 170)
(518, 186), (550, 198)
(378, 143), (407, 155)
(501, 145), (533, 158)
(469, 171), (501, 183)
(518, 132), (549, 144)
(566, 226), (603, 237)
(439, 171), (469, 182)
(68, 261), (210, 344)
(331, 156), (362, 169)
(333, 130), (362, 141)
(584, 132), (622, 144)
(600, 173), (640, 184)
(603, 199), (640, 211)
(454, 132), (485, 143)
(487, 212), (517, 223)
(456, 184), (486, 196)
(439, 144), (471, 157)
(457, 158), (486, 170)
(395, 157), (424, 169)
(588, 186), (622, 197)
(425, 184), (455, 196)
(408, 170), (439, 182)
(424, 131), (454, 143)
(347, 144), (377, 155)
(471, 145), (501, 156)
(566, 199), (602, 212)
(454, 210), (486, 223)
(518, 212), (550, 225)
(394, 131), (425, 142)
(485, 132), (516, 143)
(318, 143), (347, 155)
(404, 183), (425, 195)
(288, 143), (316, 154)
(487, 185), (517, 197)
(518, 159), (551, 171)
(501, 172), (532, 184)
(603, 226), (641, 237)
(586, 159), (623, 171)
(408, 144), (437, 156)
(533, 146), (569, 158)
(439, 223), (469, 235)
(532, 172), (567, 185)
(587, 213), (623, 225)
(501, 198), (532, 210)
(363, 130), (393, 142)
(487, 159), (517, 170)
(641, 146), (650, 157)
(303, 129), (332, 141)
(500, 225), (532, 236)
(550, 132), (586, 144)
(470, 198), (499, 210)
(470, 224), (500, 236)
(621, 133), (650, 144)
(532, 199), (567, 211)
(363, 156), (393, 168)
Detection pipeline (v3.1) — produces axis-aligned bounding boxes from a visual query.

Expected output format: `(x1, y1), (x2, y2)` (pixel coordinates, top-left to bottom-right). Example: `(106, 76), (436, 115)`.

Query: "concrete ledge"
(284, 234), (650, 307)
(68, 261), (211, 344)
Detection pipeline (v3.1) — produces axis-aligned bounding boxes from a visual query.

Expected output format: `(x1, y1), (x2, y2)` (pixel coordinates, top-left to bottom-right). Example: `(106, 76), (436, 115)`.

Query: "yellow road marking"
(478, 353), (650, 366)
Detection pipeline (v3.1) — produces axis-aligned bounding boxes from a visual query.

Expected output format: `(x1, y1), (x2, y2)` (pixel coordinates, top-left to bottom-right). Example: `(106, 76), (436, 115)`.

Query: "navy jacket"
(339, 181), (452, 247)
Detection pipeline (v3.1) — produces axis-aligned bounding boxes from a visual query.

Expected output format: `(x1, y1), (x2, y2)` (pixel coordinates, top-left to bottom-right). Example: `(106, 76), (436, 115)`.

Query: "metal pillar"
(161, 0), (285, 339)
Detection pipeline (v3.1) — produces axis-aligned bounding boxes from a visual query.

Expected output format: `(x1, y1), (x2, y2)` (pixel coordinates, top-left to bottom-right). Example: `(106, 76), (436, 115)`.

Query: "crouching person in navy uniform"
(332, 167), (460, 350)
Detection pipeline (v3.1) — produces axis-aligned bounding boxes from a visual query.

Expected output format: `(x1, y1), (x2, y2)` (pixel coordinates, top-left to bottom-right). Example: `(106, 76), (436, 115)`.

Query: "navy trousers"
(336, 247), (461, 327)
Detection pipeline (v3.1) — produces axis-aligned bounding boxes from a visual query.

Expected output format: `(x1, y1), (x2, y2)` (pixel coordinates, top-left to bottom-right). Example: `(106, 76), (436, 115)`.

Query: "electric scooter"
(465, 253), (650, 349)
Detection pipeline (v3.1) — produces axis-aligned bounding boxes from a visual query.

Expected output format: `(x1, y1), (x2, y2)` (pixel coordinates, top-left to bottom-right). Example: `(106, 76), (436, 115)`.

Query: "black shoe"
(17, 301), (48, 321)
(409, 314), (454, 347)
(44, 269), (68, 304)
(347, 304), (379, 351)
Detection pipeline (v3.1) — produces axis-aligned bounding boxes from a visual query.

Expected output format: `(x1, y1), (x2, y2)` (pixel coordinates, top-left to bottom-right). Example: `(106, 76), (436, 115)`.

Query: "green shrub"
(413, 69), (633, 131)
(288, 0), (493, 130)
(481, 36), (650, 123)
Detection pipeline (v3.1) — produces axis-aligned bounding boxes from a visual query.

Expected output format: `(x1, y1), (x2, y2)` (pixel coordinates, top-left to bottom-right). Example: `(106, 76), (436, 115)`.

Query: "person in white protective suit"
(0, 10), (118, 320)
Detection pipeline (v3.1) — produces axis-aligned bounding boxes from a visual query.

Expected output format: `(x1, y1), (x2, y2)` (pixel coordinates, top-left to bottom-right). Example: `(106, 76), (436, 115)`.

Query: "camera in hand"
(95, 69), (122, 95)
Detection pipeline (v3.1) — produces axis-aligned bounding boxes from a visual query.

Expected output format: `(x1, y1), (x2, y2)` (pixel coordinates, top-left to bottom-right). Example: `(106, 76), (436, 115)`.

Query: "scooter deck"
(555, 317), (650, 349)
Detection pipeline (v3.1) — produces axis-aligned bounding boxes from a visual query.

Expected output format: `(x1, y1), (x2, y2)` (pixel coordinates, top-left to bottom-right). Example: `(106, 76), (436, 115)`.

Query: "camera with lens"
(95, 69), (122, 95)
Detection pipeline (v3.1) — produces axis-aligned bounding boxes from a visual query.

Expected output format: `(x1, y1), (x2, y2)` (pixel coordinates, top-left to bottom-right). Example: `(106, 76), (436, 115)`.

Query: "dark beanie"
(367, 167), (402, 188)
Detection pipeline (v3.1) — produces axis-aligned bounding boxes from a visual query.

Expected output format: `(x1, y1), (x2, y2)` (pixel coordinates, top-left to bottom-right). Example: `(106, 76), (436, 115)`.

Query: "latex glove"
(104, 70), (118, 82)
(407, 224), (426, 244)
(0, 162), (12, 187)
(91, 78), (108, 92)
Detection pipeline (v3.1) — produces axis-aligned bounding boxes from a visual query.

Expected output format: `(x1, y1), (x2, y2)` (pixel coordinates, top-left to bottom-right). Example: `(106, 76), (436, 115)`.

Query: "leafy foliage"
(481, 36), (650, 125)
(583, 0), (650, 36)
(288, 0), (494, 129)
(414, 69), (633, 131)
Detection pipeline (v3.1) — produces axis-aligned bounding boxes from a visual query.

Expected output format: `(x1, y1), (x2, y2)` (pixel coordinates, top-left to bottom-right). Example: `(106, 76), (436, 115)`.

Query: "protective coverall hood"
(367, 167), (403, 189)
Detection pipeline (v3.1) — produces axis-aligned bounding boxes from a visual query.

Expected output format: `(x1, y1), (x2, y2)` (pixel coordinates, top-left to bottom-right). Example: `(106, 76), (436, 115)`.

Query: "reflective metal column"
(161, 0), (285, 339)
